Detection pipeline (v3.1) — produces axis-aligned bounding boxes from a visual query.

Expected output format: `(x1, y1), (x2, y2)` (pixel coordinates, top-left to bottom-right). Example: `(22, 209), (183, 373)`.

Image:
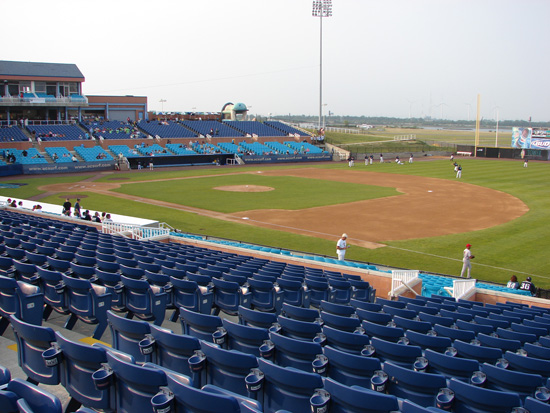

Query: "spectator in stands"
(520, 276), (537, 296)
(104, 214), (113, 223)
(93, 212), (101, 223)
(74, 199), (81, 217)
(32, 204), (43, 212)
(10, 199), (17, 207)
(17, 201), (23, 208)
(22, 149), (27, 157)
(507, 275), (520, 289)
(62, 198), (72, 216)
(82, 210), (92, 221)
(71, 155), (78, 162)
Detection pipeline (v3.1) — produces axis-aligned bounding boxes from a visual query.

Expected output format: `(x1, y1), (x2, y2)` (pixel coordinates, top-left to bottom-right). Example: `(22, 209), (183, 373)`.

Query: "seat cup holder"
(371, 370), (388, 393)
(259, 340), (275, 360)
(139, 335), (156, 356)
(42, 346), (62, 367)
(436, 388), (455, 411)
(310, 388), (331, 413)
(312, 354), (328, 376)
(245, 368), (265, 393)
(92, 366), (114, 390)
(212, 327), (227, 346)
(470, 371), (487, 387)
(188, 351), (206, 373)
(151, 389), (174, 413)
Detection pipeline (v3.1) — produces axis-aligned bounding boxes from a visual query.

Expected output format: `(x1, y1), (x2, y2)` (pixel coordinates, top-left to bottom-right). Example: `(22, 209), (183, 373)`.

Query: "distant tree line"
(272, 115), (550, 129)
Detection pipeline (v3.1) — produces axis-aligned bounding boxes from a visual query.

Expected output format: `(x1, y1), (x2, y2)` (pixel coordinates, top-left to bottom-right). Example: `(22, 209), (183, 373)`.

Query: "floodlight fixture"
(312, 0), (333, 131)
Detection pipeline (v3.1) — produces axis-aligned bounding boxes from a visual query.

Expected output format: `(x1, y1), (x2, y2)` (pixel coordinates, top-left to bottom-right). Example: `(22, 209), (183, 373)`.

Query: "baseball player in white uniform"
(460, 243), (474, 278)
(336, 233), (350, 261)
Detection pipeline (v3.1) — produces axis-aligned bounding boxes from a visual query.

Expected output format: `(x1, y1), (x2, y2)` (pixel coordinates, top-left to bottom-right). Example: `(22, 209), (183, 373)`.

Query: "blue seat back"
(323, 345), (381, 388)
(222, 318), (270, 357)
(107, 310), (151, 363)
(268, 332), (323, 372)
(179, 307), (222, 342)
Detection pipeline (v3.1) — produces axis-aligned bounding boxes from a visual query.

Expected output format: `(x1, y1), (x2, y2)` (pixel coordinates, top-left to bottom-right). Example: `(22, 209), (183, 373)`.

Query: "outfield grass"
(0, 157), (547, 288)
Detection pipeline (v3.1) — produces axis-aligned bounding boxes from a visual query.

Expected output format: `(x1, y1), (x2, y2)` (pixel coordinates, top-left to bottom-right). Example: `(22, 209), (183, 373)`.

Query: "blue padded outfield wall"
(242, 153), (332, 163)
(0, 161), (116, 176)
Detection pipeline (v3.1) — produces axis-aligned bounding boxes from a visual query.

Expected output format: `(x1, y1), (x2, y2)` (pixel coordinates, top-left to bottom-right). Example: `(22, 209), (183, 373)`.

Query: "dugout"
(456, 145), (549, 161)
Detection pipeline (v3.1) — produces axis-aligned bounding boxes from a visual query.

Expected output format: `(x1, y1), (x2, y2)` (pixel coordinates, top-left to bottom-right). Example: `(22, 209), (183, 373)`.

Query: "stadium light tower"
(159, 99), (166, 112)
(312, 0), (332, 132)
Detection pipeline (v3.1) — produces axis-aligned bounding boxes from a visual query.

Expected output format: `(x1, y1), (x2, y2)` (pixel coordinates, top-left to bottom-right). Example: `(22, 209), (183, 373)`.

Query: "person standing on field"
(336, 233), (350, 261)
(460, 243), (474, 278)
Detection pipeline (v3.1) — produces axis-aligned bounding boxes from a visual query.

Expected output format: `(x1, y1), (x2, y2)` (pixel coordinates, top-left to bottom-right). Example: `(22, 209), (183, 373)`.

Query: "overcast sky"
(3, 0), (549, 121)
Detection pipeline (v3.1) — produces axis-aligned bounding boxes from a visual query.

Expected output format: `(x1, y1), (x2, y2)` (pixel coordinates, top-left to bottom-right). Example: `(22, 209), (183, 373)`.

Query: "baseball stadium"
(0, 58), (550, 412)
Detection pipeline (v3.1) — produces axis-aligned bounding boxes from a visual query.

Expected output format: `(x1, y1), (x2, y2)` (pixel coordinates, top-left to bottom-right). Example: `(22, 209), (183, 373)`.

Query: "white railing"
(393, 134), (416, 141)
(390, 270), (420, 297)
(102, 222), (170, 240)
(444, 279), (477, 300)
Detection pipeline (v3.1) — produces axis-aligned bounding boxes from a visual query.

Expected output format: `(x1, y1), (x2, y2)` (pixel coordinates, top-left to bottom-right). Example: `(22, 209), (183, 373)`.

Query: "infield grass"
(1, 156), (548, 287)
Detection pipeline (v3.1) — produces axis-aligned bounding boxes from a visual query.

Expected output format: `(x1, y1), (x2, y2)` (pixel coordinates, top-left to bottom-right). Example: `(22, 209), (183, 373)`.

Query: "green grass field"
(1, 153), (547, 288)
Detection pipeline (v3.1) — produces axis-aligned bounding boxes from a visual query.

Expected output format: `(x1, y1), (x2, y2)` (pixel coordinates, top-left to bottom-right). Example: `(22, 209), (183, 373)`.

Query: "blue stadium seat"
(305, 278), (335, 308)
(433, 324), (476, 341)
(370, 337), (423, 368)
(281, 302), (319, 322)
(322, 324), (371, 355)
(524, 342), (550, 360)
(61, 274), (111, 340)
(170, 276), (213, 320)
(393, 316), (433, 333)
(322, 345), (381, 388)
(120, 274), (166, 325)
(179, 307), (223, 342)
(10, 315), (59, 385)
(0, 275), (43, 334)
(163, 371), (262, 413)
(52, 332), (112, 412)
(237, 305), (277, 330)
(481, 362), (544, 402)
(356, 308), (393, 325)
(277, 315), (322, 341)
(148, 324), (201, 376)
(405, 330), (452, 352)
(212, 277), (252, 316)
(222, 318), (270, 357)
(448, 377), (522, 412)
(0, 378), (63, 413)
(319, 300), (356, 317)
(193, 341), (259, 396)
(320, 310), (361, 332)
(107, 310), (152, 364)
(504, 350), (550, 376)
(247, 277), (283, 313)
(424, 348), (480, 381)
(266, 332), (323, 373)
(496, 327), (537, 345)
(94, 269), (125, 312)
(383, 361), (448, 407)
(36, 267), (69, 321)
(246, 358), (324, 413)
(476, 333), (522, 352)
(453, 339), (503, 364)
(276, 277), (310, 307)
(362, 320), (405, 342)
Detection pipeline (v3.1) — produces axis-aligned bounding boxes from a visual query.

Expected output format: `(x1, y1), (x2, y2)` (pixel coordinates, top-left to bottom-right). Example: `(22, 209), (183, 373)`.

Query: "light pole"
(322, 104), (328, 129)
(159, 99), (166, 112)
(312, 0), (332, 132)
(493, 106), (500, 147)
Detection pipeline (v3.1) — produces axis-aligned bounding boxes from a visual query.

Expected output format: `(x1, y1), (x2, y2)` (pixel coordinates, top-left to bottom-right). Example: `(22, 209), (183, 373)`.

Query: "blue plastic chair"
(10, 315), (59, 385)
(376, 297), (406, 309)
(120, 274), (166, 325)
(370, 336), (423, 368)
(448, 377), (521, 412)
(524, 396), (550, 413)
(277, 314), (322, 341)
(504, 350), (550, 376)
(0, 275), (43, 334)
(319, 300), (356, 317)
(524, 342), (550, 360)
(476, 332), (522, 352)
(327, 277), (352, 304)
(433, 324), (476, 342)
(322, 324), (371, 355)
(322, 345), (381, 388)
(320, 310), (361, 332)
(211, 277), (252, 316)
(393, 316), (432, 333)
(69, 261), (98, 281)
(424, 348), (479, 381)
(170, 276), (213, 319)
(453, 339), (503, 364)
(193, 341), (259, 396)
(276, 277), (310, 307)
(179, 306), (223, 342)
(319, 376), (400, 413)
(52, 332), (112, 412)
(383, 361), (448, 407)
(0, 378), (63, 413)
(356, 308), (393, 325)
(0, 364), (10, 385)
(266, 332), (324, 373)
(247, 358), (324, 413)
(247, 277), (284, 313)
(281, 302), (319, 322)
(12, 259), (39, 284)
(98, 351), (169, 413)
(383, 305), (417, 320)
(36, 267), (69, 320)
(94, 269), (126, 313)
(107, 310), (152, 364)
(400, 399), (450, 413)
(148, 324), (201, 376)
(163, 371), (262, 413)
(61, 274), (112, 340)
(222, 318), (270, 357)
(238, 305), (277, 329)
(362, 320), (405, 342)
(418, 312), (454, 327)
(481, 362), (544, 402)
(405, 330), (452, 352)
(305, 278), (335, 308)
(496, 327), (537, 345)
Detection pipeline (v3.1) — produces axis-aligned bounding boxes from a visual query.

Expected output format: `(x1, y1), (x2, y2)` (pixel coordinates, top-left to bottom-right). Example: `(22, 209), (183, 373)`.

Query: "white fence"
(393, 134), (416, 141)
(102, 222), (170, 240)
(390, 270), (420, 297)
(444, 279), (477, 300)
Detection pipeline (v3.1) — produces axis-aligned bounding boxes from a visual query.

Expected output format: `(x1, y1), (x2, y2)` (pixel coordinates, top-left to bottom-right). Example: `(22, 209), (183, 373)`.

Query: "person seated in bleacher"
(507, 275), (519, 289)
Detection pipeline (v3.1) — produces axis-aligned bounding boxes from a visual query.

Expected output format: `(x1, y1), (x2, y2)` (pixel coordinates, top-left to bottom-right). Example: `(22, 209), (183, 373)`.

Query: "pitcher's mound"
(214, 185), (274, 192)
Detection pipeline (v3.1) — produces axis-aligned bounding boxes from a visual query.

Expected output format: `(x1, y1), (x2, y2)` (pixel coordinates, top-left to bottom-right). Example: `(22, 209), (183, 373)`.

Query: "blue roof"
(0, 60), (84, 79)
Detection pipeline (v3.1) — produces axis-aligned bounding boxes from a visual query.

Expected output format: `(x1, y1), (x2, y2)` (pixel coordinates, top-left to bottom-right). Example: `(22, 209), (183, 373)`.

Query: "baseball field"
(0, 154), (547, 288)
